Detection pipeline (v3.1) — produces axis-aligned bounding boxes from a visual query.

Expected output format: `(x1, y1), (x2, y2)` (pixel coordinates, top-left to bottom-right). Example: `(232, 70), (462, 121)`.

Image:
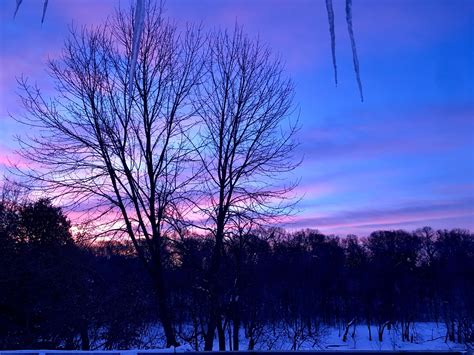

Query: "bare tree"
(14, 3), (204, 347)
(190, 27), (299, 350)
(415, 226), (437, 266)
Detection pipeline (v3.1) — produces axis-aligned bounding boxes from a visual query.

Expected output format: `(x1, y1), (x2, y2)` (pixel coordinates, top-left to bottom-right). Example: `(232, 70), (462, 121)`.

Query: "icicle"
(41, 0), (49, 24)
(346, 0), (364, 102)
(13, 0), (48, 23)
(325, 0), (337, 86)
(128, 0), (146, 97)
(13, 0), (23, 18)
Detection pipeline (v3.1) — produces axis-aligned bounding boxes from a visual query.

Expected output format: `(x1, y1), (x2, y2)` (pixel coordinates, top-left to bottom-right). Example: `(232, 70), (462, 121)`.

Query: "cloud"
(0, 143), (29, 169)
(283, 198), (474, 235)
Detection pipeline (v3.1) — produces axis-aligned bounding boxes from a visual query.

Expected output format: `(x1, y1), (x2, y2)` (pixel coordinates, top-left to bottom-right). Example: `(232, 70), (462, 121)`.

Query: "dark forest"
(1, 197), (473, 350)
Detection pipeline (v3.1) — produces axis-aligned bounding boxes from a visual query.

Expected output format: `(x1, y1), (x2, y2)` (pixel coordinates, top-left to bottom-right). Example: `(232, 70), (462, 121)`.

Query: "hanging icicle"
(128, 0), (146, 98)
(12, 0), (146, 97)
(41, 0), (49, 24)
(13, 0), (23, 18)
(12, 0), (361, 100)
(325, 0), (338, 86)
(345, 0), (364, 102)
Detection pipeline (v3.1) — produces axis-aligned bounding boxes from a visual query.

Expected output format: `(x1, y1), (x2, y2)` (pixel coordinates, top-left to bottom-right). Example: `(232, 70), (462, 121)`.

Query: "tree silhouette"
(190, 27), (299, 350)
(14, 3), (204, 347)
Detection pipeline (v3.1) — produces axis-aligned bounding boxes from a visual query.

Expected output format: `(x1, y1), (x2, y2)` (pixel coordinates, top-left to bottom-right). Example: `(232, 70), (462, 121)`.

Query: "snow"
(4, 322), (463, 352)
(318, 323), (465, 352)
(0, 323), (467, 352)
(220, 322), (467, 352)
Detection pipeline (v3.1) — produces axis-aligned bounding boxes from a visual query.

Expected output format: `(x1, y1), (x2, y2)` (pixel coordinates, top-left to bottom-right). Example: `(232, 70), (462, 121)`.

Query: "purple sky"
(0, 0), (473, 236)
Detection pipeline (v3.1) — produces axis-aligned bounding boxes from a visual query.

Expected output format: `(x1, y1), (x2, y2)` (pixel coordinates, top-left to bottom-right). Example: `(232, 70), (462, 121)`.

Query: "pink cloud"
(292, 181), (335, 201)
(0, 144), (29, 169)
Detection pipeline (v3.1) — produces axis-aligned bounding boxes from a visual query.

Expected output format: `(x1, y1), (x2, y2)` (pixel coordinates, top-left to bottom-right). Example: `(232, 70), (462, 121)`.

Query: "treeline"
(1, 198), (473, 350)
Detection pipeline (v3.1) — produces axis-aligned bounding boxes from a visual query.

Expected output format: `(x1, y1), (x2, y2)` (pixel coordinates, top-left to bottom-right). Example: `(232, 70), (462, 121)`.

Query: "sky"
(0, 0), (473, 236)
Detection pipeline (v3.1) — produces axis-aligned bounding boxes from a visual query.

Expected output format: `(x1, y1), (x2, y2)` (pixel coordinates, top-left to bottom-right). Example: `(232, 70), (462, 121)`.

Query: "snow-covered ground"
(317, 323), (465, 352)
(223, 322), (467, 352)
(0, 322), (468, 352)
(136, 321), (469, 351)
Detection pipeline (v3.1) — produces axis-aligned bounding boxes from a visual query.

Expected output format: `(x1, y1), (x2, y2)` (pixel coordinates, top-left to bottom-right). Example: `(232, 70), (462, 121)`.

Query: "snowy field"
(2, 322), (468, 353)
(312, 323), (467, 352)
(172, 322), (469, 352)
(0, 323), (472, 355)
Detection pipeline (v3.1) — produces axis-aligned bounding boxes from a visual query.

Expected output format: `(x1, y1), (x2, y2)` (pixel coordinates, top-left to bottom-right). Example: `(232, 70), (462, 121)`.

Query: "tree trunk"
(228, 323), (233, 351)
(204, 310), (218, 350)
(217, 316), (226, 351)
(248, 337), (255, 351)
(80, 323), (90, 350)
(193, 316), (200, 351)
(378, 321), (390, 342)
(342, 318), (355, 342)
(233, 311), (240, 351)
(152, 252), (179, 348)
(204, 218), (225, 351)
(367, 319), (372, 341)
(158, 294), (179, 347)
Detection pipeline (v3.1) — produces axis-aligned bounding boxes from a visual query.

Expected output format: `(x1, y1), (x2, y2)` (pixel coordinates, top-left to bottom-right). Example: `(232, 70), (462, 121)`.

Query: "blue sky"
(0, 0), (473, 235)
